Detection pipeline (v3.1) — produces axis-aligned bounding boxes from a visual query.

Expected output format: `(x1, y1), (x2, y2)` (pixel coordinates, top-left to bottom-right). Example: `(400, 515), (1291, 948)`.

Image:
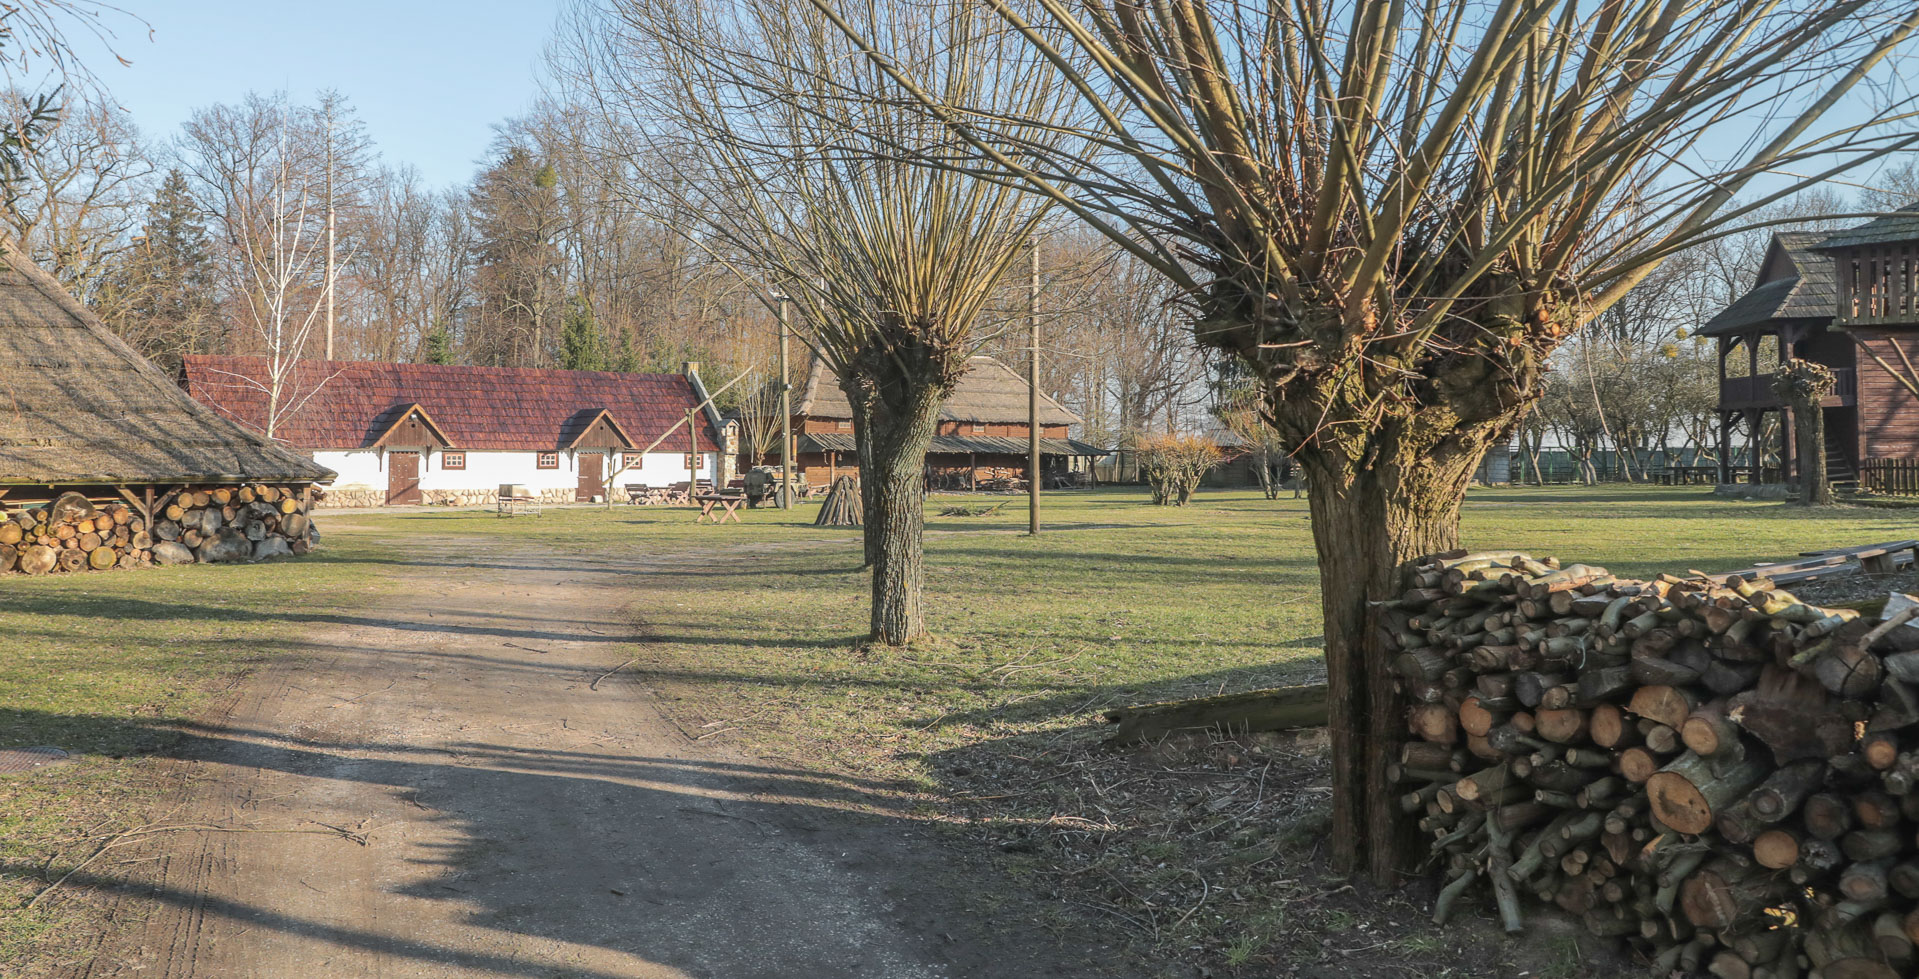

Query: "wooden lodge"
(1703, 207), (1919, 486)
(774, 355), (1108, 490)
(0, 239), (332, 572)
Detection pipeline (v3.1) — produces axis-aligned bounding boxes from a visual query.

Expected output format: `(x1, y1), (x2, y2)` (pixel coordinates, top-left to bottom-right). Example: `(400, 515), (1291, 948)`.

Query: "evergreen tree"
(609, 326), (644, 373)
(95, 169), (219, 371)
(558, 296), (606, 371)
(421, 323), (454, 365)
(467, 144), (564, 367)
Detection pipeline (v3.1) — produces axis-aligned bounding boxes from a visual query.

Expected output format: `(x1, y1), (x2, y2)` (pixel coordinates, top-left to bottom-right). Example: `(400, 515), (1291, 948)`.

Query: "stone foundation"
(316, 486), (576, 509)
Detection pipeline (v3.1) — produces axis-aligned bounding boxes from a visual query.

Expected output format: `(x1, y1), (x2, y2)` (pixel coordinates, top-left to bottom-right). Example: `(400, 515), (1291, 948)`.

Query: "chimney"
(683, 361), (700, 377)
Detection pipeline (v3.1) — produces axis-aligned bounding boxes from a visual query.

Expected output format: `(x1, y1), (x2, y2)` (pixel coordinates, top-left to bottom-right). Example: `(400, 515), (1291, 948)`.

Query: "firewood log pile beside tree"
(0, 488), (315, 575)
(1394, 549), (1919, 978)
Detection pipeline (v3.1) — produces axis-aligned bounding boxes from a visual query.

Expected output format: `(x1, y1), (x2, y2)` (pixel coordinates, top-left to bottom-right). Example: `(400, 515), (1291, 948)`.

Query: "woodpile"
(1395, 548), (1919, 978)
(814, 476), (862, 527)
(0, 486), (315, 575)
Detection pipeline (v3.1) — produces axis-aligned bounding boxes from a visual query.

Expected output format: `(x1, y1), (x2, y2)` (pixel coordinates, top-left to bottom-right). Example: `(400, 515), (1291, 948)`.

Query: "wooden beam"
(115, 486), (152, 525)
(1103, 683), (1329, 744)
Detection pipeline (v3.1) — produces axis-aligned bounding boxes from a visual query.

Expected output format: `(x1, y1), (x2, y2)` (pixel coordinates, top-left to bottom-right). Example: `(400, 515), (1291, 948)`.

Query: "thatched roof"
(0, 241), (334, 486)
(800, 432), (1109, 456)
(796, 355), (1082, 426)
(1699, 232), (1837, 336)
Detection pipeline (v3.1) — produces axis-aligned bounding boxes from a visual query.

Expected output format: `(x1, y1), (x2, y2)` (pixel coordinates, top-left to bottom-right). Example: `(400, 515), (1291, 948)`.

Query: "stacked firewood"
(1394, 549), (1919, 979)
(0, 486), (313, 575)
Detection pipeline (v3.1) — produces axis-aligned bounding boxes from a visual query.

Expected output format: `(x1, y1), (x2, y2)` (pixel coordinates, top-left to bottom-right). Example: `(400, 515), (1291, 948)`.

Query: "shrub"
(1138, 434), (1224, 506)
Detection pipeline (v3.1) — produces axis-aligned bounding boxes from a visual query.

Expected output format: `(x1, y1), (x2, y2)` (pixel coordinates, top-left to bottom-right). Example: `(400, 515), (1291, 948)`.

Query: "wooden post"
(969, 452), (977, 491)
(688, 408), (698, 501)
(1717, 411), (1731, 484)
(1028, 234), (1040, 535)
(778, 293), (793, 510)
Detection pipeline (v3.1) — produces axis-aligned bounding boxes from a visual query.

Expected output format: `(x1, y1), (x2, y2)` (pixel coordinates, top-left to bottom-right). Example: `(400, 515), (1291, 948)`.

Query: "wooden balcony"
(1719, 366), (1856, 411)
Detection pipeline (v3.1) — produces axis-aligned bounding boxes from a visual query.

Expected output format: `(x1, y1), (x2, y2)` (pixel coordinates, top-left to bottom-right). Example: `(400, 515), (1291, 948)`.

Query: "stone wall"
(315, 486), (576, 509)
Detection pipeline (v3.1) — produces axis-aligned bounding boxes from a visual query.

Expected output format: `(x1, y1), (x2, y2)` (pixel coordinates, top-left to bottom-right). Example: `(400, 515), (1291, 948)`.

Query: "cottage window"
(969, 423), (985, 434)
(683, 452), (700, 469)
(443, 451), (466, 470)
(836, 419), (852, 431)
(537, 451), (559, 470)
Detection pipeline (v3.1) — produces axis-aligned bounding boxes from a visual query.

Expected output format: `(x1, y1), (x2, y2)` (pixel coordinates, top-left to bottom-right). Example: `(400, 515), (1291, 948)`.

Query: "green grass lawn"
(1, 484), (1910, 974)
(513, 484), (1917, 784)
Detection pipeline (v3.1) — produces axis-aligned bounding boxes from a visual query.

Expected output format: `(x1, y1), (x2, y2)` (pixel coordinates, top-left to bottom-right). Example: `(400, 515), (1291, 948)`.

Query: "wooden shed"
(775, 355), (1108, 489)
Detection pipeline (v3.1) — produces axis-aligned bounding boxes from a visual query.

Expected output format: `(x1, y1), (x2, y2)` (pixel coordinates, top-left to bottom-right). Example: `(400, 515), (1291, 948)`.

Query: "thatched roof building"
(780, 354), (1106, 489)
(0, 240), (332, 497)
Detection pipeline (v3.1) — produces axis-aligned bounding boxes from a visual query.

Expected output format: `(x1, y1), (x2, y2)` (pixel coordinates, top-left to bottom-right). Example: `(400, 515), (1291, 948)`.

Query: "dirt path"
(70, 533), (1089, 979)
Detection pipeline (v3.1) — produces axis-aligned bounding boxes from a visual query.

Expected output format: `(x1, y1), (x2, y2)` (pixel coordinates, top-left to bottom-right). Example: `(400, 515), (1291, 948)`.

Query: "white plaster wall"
(314, 447), (715, 493)
(615, 451), (716, 487)
(316, 449), (384, 490)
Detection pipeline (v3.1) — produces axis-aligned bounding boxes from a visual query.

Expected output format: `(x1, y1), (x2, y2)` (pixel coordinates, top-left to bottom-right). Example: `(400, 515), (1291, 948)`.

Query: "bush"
(1138, 434), (1224, 506)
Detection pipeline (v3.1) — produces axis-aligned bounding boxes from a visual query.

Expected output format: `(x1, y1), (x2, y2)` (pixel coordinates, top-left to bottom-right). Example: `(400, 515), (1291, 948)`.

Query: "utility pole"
(324, 103), (336, 361)
(1028, 234), (1040, 536)
(778, 292), (794, 510)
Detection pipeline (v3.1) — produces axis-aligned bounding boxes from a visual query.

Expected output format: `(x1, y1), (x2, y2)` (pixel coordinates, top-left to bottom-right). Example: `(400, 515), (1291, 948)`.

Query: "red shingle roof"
(179, 356), (720, 453)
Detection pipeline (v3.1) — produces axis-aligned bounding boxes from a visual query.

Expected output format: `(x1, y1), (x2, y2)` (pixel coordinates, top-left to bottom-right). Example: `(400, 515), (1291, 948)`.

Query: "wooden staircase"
(1826, 441), (1858, 489)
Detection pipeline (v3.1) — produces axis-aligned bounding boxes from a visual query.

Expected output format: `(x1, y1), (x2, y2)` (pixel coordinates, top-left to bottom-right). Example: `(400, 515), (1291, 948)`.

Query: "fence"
(1861, 458), (1919, 495)
(1510, 446), (1731, 485)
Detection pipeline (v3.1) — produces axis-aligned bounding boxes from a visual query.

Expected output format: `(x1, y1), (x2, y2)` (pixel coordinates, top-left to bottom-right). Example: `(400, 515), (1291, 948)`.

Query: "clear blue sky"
(72, 1), (558, 190)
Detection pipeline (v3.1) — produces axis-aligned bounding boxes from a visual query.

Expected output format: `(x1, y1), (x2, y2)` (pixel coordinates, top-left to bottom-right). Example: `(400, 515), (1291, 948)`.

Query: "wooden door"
(387, 451), (422, 505)
(577, 451), (603, 502)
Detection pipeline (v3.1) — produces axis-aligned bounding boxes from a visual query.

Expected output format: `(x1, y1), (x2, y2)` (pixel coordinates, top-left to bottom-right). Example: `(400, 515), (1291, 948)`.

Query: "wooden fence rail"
(1860, 457), (1919, 495)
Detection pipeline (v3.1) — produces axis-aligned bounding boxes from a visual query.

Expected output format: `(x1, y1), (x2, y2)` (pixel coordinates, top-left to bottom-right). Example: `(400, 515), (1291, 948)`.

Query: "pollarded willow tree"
(561, 0), (1075, 644)
(816, 0), (1919, 876)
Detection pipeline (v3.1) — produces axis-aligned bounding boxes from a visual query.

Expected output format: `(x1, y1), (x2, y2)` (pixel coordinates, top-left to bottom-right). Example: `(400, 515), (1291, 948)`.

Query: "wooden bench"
(496, 484), (541, 517)
(1857, 541), (1919, 575)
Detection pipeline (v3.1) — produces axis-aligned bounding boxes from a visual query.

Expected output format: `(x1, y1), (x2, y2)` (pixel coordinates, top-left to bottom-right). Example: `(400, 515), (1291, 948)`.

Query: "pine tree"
(467, 145), (564, 367)
(421, 323), (454, 365)
(95, 169), (219, 371)
(609, 326), (644, 373)
(558, 296), (606, 371)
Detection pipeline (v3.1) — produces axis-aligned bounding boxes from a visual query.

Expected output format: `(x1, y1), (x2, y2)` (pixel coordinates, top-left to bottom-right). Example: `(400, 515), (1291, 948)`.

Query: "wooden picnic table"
(694, 492), (745, 524)
(1652, 465), (1719, 485)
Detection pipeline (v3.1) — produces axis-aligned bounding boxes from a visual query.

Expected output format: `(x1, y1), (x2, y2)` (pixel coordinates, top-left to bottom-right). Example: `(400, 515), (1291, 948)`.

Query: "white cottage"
(180, 356), (725, 507)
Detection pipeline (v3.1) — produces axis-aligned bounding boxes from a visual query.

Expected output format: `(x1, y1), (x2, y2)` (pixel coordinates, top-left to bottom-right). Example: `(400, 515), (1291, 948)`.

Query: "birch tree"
(821, 0), (1919, 876)
(206, 109), (332, 439)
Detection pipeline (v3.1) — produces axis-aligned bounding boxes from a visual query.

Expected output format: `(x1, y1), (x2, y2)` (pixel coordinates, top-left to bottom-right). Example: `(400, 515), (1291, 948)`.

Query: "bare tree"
(563, 0), (1074, 644)
(0, 91), (151, 297)
(827, 0), (1919, 875)
(204, 107), (333, 439)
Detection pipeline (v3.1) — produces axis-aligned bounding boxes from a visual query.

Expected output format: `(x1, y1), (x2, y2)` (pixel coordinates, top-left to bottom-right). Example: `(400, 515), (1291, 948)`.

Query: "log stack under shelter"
(0, 486), (316, 574)
(0, 236), (331, 568)
(1393, 549), (1919, 978)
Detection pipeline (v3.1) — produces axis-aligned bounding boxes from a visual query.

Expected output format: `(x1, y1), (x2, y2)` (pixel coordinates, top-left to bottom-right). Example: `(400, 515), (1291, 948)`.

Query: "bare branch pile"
(0, 487), (314, 574)
(1393, 549), (1919, 978)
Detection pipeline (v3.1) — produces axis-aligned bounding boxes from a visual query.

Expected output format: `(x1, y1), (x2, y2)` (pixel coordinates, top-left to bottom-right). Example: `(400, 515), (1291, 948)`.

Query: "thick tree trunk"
(1797, 406), (1831, 505)
(838, 338), (954, 646)
(1303, 442), (1483, 882)
(848, 385), (882, 569)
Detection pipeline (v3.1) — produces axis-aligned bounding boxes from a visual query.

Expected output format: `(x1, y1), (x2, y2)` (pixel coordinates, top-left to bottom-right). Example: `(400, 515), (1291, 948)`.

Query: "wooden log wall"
(1395, 549), (1919, 978)
(0, 486), (315, 575)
